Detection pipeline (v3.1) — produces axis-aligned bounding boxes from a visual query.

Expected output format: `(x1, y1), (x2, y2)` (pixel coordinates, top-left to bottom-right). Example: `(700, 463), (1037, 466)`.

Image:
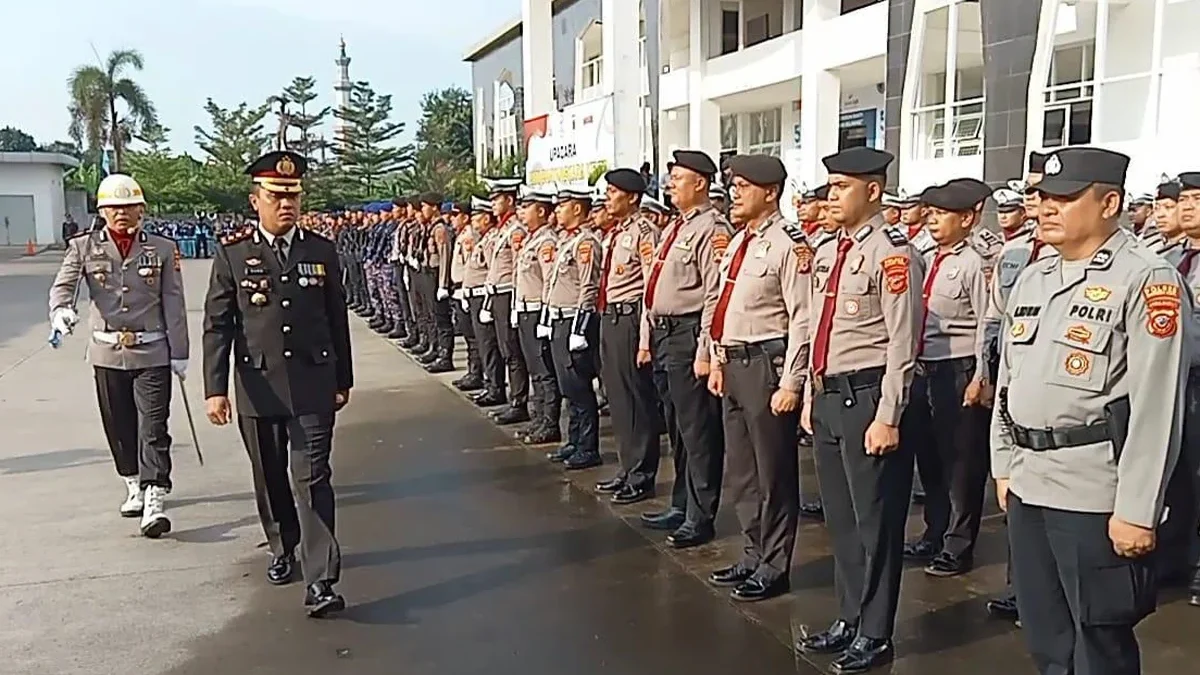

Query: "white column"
(684, 0), (720, 155)
(521, 0), (554, 118)
(797, 0), (841, 186)
(603, 0), (643, 168)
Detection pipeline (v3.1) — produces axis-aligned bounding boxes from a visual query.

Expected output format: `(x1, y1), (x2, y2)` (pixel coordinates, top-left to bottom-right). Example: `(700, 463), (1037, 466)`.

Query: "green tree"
(39, 140), (82, 157)
(67, 48), (157, 171)
(333, 81), (413, 198)
(0, 127), (37, 152)
(482, 150), (525, 179)
(414, 87), (474, 167)
(194, 99), (271, 211)
(124, 152), (205, 214)
(280, 76), (331, 160)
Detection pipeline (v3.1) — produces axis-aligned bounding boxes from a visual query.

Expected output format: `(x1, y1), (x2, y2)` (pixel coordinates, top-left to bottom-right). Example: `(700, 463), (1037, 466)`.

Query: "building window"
(842, 0), (884, 14)
(909, 1), (985, 161)
(1043, 42), (1094, 148)
(496, 80), (518, 159)
(720, 114), (739, 157)
(720, 3), (740, 56)
(747, 108), (782, 157)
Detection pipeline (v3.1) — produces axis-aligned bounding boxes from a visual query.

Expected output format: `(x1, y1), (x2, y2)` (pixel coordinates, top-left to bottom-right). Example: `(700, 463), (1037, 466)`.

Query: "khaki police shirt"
(644, 204), (732, 363)
(920, 240), (989, 381)
(450, 226), (470, 285)
(516, 225), (557, 303)
(715, 212), (812, 393)
(806, 215), (923, 426)
(1167, 244), (1200, 368)
(426, 219), (453, 290)
(984, 228), (1059, 351)
(990, 229), (1190, 528)
(49, 229), (189, 370)
(970, 227), (1004, 283)
(462, 226), (491, 289)
(602, 214), (657, 350)
(486, 213), (525, 289)
(547, 226), (601, 311)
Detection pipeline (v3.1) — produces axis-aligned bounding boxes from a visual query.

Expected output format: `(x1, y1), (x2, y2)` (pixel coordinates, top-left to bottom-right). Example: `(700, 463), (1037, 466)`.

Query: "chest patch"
(1068, 304), (1115, 323)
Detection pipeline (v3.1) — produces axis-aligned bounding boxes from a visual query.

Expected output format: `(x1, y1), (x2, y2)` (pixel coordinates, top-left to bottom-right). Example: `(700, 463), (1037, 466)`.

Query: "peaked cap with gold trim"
(246, 150), (308, 194)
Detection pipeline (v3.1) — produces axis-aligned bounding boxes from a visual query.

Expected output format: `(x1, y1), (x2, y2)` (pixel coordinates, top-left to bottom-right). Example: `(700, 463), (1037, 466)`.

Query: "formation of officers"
(342, 143), (1198, 675)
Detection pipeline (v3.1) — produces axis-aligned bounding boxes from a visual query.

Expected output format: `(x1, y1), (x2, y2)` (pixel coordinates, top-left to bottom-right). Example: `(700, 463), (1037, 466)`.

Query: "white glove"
(479, 308), (494, 324)
(402, 269), (411, 288)
(437, 287), (450, 301)
(509, 311), (519, 328)
(536, 324), (552, 339)
(452, 288), (465, 301)
(50, 307), (79, 335)
(460, 297), (470, 312)
(569, 334), (588, 352)
(170, 359), (188, 380)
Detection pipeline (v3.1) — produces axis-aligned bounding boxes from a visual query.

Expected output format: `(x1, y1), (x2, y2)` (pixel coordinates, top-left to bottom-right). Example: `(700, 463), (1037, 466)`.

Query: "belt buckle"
(117, 330), (137, 347)
(812, 375), (825, 394)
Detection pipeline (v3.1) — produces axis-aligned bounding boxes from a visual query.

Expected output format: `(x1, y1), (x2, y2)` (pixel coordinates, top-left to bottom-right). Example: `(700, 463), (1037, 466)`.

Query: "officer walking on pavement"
(48, 173), (189, 539)
(201, 150), (353, 618)
(544, 186), (604, 470)
(993, 146), (1189, 675)
(705, 154), (810, 602)
(593, 168), (661, 506)
(796, 147), (922, 674)
(512, 187), (563, 445)
(639, 150), (731, 548)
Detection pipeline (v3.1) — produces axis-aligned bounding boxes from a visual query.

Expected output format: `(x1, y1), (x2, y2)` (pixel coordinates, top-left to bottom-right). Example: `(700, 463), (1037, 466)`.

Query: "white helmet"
(96, 174), (146, 208)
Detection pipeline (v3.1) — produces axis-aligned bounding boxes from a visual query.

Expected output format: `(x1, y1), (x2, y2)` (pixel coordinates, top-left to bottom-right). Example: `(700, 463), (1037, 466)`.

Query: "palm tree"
(67, 49), (157, 172)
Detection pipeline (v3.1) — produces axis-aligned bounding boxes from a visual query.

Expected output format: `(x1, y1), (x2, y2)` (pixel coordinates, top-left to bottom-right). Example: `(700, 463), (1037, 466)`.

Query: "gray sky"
(0, 0), (518, 155)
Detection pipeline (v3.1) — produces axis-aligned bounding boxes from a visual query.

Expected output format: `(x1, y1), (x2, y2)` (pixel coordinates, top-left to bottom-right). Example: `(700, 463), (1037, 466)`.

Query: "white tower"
(334, 38), (352, 145)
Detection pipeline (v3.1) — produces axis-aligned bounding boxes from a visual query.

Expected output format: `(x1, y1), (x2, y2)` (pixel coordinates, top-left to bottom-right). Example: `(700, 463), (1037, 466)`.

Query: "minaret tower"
(334, 37), (352, 146)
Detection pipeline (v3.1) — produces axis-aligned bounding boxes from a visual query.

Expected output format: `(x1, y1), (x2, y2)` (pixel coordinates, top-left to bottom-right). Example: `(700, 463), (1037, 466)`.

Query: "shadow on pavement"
(0, 447), (108, 475)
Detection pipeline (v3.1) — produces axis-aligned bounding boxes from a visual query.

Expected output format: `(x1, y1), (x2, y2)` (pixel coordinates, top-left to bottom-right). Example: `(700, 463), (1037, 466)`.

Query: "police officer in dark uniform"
(201, 151), (353, 618)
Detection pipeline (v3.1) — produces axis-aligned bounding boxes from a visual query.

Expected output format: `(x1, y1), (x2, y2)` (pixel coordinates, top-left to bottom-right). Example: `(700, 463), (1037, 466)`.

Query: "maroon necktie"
(710, 231), (757, 343)
(810, 238), (855, 376)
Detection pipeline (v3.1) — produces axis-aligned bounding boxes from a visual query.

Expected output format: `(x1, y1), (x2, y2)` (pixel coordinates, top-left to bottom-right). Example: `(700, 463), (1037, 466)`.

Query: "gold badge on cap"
(1045, 154), (1062, 175)
(115, 185), (132, 198)
(276, 155), (297, 177)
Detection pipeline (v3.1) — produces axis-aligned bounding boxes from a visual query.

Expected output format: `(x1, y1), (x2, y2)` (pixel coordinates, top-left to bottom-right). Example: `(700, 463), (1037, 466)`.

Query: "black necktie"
(274, 238), (288, 265)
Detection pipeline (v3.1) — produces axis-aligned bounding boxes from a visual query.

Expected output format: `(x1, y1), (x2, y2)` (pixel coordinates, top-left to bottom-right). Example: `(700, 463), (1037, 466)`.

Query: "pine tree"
(333, 81), (413, 198)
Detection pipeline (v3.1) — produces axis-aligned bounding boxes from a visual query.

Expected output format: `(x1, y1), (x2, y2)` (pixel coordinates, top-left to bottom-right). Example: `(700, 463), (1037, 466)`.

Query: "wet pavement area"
(2, 254), (1195, 675)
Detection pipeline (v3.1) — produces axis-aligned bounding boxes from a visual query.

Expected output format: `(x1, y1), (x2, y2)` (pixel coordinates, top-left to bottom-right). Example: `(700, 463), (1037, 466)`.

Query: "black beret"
(1178, 172), (1200, 190)
(668, 149), (718, 177)
(391, 196), (409, 206)
(1157, 180), (1182, 201)
(1029, 148), (1130, 198)
(605, 168), (647, 194)
(813, 184), (830, 200)
(726, 154), (788, 190)
(419, 192), (444, 206)
(1028, 151), (1047, 174)
(944, 178), (992, 207)
(920, 183), (979, 212)
(821, 147), (893, 178)
(451, 201), (471, 214)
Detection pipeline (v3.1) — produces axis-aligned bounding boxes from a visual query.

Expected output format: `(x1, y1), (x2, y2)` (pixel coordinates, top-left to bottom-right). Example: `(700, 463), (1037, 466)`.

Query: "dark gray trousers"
(94, 365), (173, 489)
(599, 304), (660, 490)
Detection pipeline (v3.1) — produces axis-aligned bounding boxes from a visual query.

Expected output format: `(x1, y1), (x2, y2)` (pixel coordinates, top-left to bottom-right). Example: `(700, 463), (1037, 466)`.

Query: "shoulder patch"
(881, 254), (911, 294)
(884, 227), (909, 247)
(794, 244), (814, 274)
(1143, 282), (1182, 339)
(577, 239), (594, 266)
(781, 222), (806, 244)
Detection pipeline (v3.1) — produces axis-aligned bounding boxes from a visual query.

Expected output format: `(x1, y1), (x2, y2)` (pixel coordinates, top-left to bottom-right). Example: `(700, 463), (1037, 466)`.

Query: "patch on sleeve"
(710, 230), (731, 263)
(1143, 282), (1181, 338)
(434, 226), (448, 245)
(463, 238), (475, 253)
(880, 255), (910, 294)
(794, 245), (813, 274)
(578, 240), (594, 266)
(884, 227), (909, 247)
(539, 242), (556, 264)
(511, 229), (525, 252)
(638, 239), (655, 264)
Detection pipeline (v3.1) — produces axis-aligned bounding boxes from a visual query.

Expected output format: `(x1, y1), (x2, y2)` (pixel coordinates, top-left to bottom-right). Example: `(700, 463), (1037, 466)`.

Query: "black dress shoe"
(399, 335), (419, 349)
(375, 322), (395, 335)
(563, 450), (602, 470)
(473, 392), (507, 407)
(903, 538), (939, 561)
(708, 564), (753, 588)
(368, 319), (386, 330)
(924, 551), (972, 577)
(452, 374), (484, 391)
(830, 636), (893, 674)
(612, 484), (652, 505)
(266, 553), (295, 586)
(797, 432), (813, 447)
(595, 476), (625, 494)
(667, 522), (714, 549)
(492, 406), (530, 425)
(985, 596), (1020, 621)
(800, 500), (824, 519)
(796, 619), (858, 655)
(731, 577), (790, 602)
(304, 581), (346, 618)
(640, 507), (685, 531)
(522, 426), (562, 445)
(425, 358), (456, 374)
(386, 326), (407, 340)
(416, 349), (439, 364)
(546, 444), (577, 463)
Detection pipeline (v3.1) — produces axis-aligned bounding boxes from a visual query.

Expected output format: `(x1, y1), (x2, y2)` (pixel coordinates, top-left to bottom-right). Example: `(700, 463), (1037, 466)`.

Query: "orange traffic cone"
(25, 239), (36, 256)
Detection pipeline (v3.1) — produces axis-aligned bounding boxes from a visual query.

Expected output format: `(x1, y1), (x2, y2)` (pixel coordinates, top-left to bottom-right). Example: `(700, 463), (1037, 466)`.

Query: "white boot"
(140, 486), (171, 538)
(119, 477), (143, 518)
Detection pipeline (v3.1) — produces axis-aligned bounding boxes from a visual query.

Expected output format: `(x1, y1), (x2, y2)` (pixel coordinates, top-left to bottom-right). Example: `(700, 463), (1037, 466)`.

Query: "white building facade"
(0, 153), (79, 247)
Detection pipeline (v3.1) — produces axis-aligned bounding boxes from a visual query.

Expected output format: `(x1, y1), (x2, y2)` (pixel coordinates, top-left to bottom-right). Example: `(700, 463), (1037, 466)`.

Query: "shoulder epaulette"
(636, 216), (654, 239)
(303, 227), (332, 243)
(219, 225), (255, 246)
(884, 226), (909, 247)
(976, 229), (1002, 246)
(781, 222), (806, 244)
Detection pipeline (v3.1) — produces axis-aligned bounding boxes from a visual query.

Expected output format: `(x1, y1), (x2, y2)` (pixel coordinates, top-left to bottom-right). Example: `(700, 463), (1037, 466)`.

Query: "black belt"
(651, 312), (700, 331)
(1010, 421), (1111, 451)
(812, 366), (885, 395)
(603, 301), (640, 317)
(721, 338), (785, 361)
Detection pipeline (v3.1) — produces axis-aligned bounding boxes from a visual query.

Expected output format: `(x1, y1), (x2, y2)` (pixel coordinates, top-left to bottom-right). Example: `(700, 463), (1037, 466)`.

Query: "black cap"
(944, 178), (992, 207)
(245, 150), (307, 194)
(1028, 151), (1047, 174)
(726, 154), (788, 190)
(813, 184), (830, 201)
(821, 147), (893, 178)
(451, 201), (471, 214)
(1158, 177), (1182, 201)
(920, 183), (978, 212)
(668, 149), (718, 178)
(391, 196), (409, 206)
(1028, 148), (1131, 197)
(419, 192), (444, 206)
(604, 168), (647, 194)
(1178, 173), (1200, 190)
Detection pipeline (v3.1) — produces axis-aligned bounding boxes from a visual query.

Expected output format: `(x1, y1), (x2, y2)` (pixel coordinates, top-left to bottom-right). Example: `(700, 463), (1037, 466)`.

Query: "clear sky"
(0, 0), (519, 156)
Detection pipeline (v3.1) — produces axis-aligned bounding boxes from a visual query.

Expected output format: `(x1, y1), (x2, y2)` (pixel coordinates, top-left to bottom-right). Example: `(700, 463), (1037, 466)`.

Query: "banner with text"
(525, 95), (615, 188)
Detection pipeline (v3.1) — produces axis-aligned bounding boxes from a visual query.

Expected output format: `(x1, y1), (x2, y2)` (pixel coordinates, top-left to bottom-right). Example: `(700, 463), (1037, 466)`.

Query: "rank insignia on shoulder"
(221, 226), (254, 246)
(781, 223), (806, 243)
(884, 227), (909, 247)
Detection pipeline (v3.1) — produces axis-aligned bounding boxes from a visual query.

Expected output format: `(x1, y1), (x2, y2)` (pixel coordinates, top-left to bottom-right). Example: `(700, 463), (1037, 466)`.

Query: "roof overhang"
(0, 152), (81, 169)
